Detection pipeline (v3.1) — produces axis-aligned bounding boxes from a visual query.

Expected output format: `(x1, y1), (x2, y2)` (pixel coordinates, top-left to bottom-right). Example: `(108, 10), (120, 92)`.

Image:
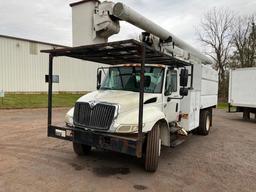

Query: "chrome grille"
(74, 102), (116, 130)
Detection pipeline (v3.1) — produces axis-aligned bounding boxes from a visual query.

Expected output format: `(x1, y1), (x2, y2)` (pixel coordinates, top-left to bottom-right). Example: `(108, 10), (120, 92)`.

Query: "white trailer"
(229, 67), (256, 119)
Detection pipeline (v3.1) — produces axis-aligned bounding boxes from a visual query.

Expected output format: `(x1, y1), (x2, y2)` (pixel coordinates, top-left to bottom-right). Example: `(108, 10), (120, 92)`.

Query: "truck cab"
(65, 64), (187, 136)
(63, 62), (216, 172)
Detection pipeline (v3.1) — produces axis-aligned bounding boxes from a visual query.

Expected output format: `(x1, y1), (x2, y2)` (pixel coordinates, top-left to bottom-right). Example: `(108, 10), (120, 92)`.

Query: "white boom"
(112, 2), (212, 64)
(71, 0), (212, 64)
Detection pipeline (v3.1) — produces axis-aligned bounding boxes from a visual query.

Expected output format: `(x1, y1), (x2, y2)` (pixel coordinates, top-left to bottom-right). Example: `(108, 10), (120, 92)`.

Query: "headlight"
(65, 114), (74, 127)
(116, 124), (144, 133)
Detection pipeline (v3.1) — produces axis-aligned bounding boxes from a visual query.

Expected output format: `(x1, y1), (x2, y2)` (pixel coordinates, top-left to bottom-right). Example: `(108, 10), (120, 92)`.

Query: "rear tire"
(144, 123), (160, 172)
(197, 110), (211, 136)
(73, 142), (91, 156)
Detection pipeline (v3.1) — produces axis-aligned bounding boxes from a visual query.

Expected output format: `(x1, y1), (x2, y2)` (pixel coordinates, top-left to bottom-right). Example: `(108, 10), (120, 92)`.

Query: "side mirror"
(180, 69), (189, 87)
(97, 70), (102, 90)
(180, 87), (188, 96)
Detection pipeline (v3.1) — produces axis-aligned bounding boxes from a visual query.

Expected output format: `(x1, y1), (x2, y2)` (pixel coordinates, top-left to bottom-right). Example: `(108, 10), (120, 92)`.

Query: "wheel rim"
(206, 115), (210, 131)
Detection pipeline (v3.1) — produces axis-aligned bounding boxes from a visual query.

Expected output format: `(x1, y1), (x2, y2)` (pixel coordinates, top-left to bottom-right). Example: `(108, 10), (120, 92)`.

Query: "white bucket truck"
(43, 0), (218, 172)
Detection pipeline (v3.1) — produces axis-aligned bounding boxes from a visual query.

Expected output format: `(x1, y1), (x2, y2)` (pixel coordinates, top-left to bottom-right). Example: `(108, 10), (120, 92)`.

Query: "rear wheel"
(144, 123), (160, 172)
(197, 110), (211, 136)
(73, 142), (91, 156)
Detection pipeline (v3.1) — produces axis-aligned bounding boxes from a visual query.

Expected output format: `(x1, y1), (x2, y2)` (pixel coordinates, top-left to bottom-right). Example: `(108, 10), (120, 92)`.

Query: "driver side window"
(165, 69), (177, 95)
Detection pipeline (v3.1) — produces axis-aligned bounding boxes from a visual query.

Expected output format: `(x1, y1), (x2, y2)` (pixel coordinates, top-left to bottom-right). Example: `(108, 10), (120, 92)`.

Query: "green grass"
(217, 102), (236, 111)
(0, 93), (84, 109)
(217, 102), (229, 109)
(0, 95), (236, 111)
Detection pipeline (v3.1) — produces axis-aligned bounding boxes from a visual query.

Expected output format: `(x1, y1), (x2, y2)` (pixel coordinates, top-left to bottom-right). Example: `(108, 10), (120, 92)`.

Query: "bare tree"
(197, 8), (234, 100)
(232, 15), (256, 68)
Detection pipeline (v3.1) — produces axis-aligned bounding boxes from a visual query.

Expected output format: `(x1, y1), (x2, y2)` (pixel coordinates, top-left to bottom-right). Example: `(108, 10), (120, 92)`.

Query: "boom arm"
(70, 0), (212, 64)
(112, 3), (212, 64)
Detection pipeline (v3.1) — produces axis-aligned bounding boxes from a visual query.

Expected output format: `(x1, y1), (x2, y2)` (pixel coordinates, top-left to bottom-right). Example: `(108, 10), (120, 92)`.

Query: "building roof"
(0, 34), (69, 48)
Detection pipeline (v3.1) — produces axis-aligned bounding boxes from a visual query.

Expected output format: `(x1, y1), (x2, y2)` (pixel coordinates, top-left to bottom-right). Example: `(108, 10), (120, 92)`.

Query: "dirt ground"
(0, 108), (255, 192)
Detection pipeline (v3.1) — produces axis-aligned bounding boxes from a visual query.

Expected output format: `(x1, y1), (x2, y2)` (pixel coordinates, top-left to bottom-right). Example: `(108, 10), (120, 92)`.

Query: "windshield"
(100, 66), (164, 93)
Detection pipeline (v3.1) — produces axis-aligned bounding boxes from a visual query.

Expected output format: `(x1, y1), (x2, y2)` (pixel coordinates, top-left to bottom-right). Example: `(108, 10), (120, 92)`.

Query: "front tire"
(197, 110), (211, 136)
(144, 123), (160, 172)
(73, 142), (91, 156)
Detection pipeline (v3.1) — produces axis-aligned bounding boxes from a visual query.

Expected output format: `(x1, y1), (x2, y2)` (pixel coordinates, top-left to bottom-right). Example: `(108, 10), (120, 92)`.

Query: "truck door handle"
(167, 97), (171, 102)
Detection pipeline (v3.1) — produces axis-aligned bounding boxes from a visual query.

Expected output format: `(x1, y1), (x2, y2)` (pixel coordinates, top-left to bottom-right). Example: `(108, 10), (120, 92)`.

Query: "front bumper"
(48, 125), (144, 158)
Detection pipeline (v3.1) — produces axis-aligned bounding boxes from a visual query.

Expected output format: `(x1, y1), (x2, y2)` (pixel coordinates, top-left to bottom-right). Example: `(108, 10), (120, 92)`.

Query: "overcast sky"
(0, 0), (255, 50)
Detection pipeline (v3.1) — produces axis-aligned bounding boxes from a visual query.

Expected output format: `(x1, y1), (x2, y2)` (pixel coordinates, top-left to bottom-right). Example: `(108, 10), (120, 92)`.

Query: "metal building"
(0, 35), (100, 93)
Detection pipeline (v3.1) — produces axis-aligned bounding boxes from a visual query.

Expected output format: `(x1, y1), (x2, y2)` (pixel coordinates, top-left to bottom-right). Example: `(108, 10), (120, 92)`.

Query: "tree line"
(197, 8), (256, 101)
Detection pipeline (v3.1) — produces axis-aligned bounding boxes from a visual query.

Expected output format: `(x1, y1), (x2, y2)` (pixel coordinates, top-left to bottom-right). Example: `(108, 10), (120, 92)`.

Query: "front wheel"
(144, 123), (160, 172)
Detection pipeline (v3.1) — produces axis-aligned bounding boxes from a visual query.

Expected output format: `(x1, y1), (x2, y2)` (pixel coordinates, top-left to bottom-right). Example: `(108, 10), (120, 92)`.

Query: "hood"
(77, 90), (161, 113)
